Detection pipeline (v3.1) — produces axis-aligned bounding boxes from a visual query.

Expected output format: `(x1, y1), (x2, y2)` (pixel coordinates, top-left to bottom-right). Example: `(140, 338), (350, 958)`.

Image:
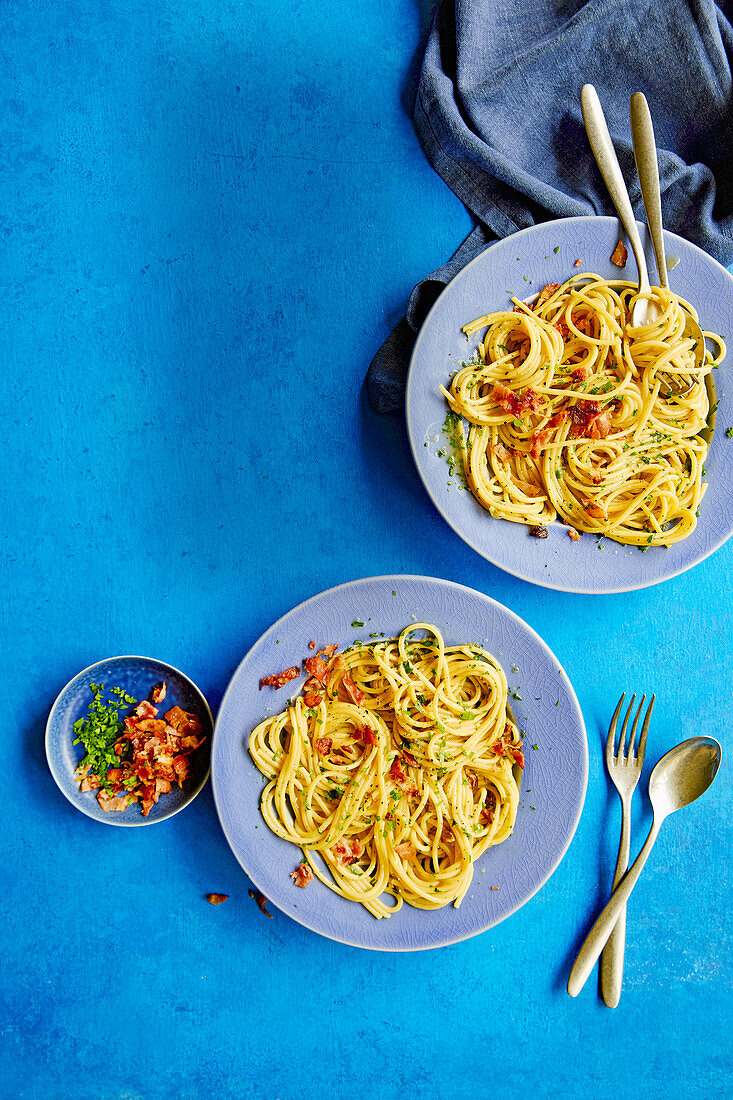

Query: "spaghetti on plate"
(441, 275), (725, 547)
(249, 624), (522, 918)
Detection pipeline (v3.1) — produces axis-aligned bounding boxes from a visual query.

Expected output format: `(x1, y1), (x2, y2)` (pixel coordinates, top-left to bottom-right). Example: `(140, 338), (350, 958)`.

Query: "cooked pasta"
(441, 274), (725, 547)
(249, 624), (523, 918)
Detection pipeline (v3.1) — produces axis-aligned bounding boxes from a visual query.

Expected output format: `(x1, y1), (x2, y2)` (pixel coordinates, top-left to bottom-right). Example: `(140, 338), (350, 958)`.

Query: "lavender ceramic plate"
(406, 216), (733, 593)
(211, 575), (587, 951)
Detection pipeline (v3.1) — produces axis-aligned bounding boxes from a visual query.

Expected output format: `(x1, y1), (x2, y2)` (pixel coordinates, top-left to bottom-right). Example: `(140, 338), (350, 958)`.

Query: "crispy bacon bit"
(492, 382), (541, 417)
(248, 889), (273, 918)
(492, 441), (513, 463)
(308, 641), (316, 650)
(529, 525), (548, 539)
(354, 724), (377, 747)
(332, 654), (345, 671)
(290, 862), (313, 888)
(589, 409), (613, 439)
(332, 838), (364, 866)
(555, 320), (570, 341)
(466, 771), (478, 789)
(314, 736), (332, 756)
(206, 893), (229, 905)
(151, 681), (167, 703)
(303, 655), (329, 685)
(481, 791), (497, 824)
(97, 790), (133, 812)
(303, 690), (323, 707)
(135, 700), (158, 719)
(342, 673), (365, 705)
(610, 239), (628, 267)
(574, 258), (583, 268)
(580, 497), (607, 520)
(529, 410), (566, 458)
(79, 773), (101, 791)
(394, 840), (417, 859)
(568, 528), (581, 542)
(571, 366), (590, 383)
(401, 749), (418, 766)
(493, 734), (525, 770)
(569, 400), (613, 439)
(389, 757), (418, 796)
(259, 666), (300, 691)
(534, 283), (560, 310)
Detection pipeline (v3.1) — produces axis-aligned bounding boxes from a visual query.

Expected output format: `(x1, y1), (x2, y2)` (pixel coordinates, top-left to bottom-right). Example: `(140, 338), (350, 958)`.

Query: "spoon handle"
(580, 84), (650, 294)
(630, 92), (669, 290)
(568, 815), (663, 997)
(600, 791), (631, 1008)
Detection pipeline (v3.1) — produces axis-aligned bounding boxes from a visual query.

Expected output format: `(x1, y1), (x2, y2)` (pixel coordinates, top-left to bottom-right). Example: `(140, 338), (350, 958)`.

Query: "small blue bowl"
(46, 655), (213, 826)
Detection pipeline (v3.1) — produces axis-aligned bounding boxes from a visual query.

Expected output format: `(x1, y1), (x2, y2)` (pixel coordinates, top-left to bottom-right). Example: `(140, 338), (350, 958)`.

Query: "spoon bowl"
(649, 736), (721, 817)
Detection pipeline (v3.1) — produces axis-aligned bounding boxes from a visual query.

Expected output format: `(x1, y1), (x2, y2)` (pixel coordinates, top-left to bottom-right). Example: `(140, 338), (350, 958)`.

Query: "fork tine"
(606, 693), (626, 768)
(615, 693), (636, 763)
(635, 693), (655, 765)
(624, 694), (646, 761)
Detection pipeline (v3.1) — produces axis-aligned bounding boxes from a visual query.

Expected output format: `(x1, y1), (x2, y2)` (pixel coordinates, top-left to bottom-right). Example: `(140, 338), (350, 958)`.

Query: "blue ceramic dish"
(46, 655), (213, 826)
(211, 575), (587, 951)
(406, 216), (733, 593)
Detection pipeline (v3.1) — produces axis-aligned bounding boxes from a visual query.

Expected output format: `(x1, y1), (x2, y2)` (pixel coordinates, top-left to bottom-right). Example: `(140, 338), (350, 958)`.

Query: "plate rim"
(45, 653), (213, 827)
(211, 573), (588, 951)
(405, 215), (733, 595)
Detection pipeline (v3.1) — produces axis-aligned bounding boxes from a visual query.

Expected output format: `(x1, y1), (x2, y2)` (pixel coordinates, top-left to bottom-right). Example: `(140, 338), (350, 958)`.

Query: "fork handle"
(630, 92), (669, 290)
(600, 793), (632, 1008)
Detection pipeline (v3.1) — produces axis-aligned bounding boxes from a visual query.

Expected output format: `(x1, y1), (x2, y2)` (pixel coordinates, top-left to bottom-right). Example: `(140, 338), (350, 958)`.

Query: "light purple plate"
(406, 216), (733, 593)
(211, 575), (587, 951)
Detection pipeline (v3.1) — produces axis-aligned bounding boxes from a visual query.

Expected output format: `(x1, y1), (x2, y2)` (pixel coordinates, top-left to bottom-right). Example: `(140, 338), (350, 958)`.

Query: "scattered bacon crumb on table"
(206, 893), (229, 905)
(248, 889), (273, 918)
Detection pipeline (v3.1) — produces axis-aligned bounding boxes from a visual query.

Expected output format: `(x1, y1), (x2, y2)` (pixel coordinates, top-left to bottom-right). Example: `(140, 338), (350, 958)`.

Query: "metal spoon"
(630, 92), (705, 394)
(580, 84), (652, 328)
(581, 85), (702, 399)
(567, 736), (721, 998)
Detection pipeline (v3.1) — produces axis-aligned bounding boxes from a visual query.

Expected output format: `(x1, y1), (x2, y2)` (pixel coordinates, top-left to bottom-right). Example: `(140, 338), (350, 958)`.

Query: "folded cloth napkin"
(366, 0), (733, 414)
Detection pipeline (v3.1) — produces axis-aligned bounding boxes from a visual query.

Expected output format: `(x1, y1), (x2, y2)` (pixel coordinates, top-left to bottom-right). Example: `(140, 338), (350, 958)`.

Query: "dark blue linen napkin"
(367, 0), (733, 414)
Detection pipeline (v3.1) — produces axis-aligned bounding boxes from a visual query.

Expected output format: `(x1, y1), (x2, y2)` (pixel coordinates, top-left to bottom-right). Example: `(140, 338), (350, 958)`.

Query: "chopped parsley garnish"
(351, 620), (365, 628)
(72, 683), (137, 792)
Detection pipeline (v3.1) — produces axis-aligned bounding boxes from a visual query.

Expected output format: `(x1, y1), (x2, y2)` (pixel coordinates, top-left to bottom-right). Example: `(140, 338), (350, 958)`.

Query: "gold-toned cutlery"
(568, 735), (721, 998)
(600, 693), (655, 1008)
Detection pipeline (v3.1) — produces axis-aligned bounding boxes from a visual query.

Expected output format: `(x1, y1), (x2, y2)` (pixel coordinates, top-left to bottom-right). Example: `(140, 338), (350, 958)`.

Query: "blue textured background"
(2, 2), (731, 1098)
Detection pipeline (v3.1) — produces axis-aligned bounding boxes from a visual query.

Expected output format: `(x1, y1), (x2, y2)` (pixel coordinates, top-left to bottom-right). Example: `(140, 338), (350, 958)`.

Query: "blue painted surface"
(1, 2), (731, 1098)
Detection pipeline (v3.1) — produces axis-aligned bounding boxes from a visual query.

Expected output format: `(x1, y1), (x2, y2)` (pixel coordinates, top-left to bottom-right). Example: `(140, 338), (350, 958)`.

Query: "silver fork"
(601, 692), (655, 1008)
